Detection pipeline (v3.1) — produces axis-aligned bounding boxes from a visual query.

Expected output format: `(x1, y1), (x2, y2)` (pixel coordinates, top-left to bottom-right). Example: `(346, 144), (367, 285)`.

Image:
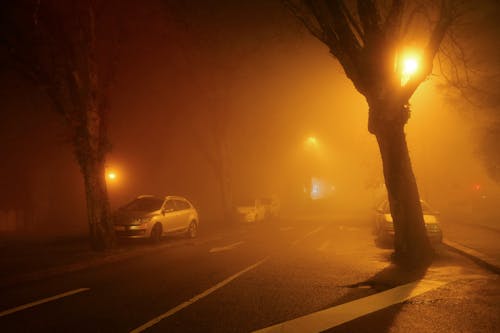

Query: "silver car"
(373, 199), (443, 245)
(113, 195), (199, 241)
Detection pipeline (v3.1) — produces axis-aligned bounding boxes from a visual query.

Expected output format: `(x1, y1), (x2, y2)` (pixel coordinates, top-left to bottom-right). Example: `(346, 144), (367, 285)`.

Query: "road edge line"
(0, 288), (90, 317)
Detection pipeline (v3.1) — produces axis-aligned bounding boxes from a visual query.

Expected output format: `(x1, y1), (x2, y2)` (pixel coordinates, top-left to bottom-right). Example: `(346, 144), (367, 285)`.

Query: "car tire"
(376, 229), (392, 249)
(186, 221), (198, 238)
(150, 223), (162, 243)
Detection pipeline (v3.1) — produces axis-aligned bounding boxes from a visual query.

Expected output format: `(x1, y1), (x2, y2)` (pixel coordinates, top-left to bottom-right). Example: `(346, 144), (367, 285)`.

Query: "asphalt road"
(0, 216), (498, 332)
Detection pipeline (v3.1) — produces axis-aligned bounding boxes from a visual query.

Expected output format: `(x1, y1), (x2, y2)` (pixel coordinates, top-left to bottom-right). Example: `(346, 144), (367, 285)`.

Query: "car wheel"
(187, 221), (198, 238)
(150, 223), (162, 243)
(376, 228), (392, 248)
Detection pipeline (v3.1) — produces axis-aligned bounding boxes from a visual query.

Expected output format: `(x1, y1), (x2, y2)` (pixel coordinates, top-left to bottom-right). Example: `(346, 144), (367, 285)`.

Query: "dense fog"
(1, 0), (498, 237)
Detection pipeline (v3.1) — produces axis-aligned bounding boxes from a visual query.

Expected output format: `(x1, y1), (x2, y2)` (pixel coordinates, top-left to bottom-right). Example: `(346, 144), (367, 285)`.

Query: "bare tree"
(285, 0), (459, 266)
(161, 0), (273, 222)
(1, 0), (117, 250)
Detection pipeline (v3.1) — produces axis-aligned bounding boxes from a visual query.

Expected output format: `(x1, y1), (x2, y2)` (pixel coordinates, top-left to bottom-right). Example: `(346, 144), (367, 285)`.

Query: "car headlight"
(135, 217), (151, 226)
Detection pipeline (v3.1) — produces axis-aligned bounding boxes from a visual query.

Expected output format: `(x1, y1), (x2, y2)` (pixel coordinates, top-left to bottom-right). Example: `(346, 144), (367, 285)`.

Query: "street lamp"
(400, 51), (421, 86)
(305, 136), (318, 147)
(106, 169), (118, 183)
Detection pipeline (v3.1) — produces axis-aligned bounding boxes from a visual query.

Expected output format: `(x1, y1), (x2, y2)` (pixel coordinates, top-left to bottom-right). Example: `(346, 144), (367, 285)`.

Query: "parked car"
(235, 198), (267, 223)
(373, 199), (443, 245)
(235, 196), (280, 223)
(258, 196), (280, 220)
(113, 195), (199, 241)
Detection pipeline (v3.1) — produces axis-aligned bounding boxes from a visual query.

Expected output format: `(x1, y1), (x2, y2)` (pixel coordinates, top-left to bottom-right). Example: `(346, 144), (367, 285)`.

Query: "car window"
(174, 200), (191, 211)
(379, 200), (434, 214)
(122, 197), (163, 212)
(421, 201), (434, 214)
(163, 200), (175, 212)
(260, 198), (272, 205)
(236, 198), (255, 206)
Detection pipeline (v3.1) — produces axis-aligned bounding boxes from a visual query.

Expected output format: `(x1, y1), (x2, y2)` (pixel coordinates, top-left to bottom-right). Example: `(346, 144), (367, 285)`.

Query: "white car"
(258, 196), (280, 219)
(373, 199), (443, 245)
(235, 198), (267, 223)
(235, 196), (280, 223)
(113, 195), (199, 241)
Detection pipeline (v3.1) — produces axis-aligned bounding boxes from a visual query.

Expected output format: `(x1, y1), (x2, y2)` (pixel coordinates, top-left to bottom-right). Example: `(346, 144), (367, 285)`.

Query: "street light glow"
(106, 169), (118, 183)
(400, 52), (421, 86)
(307, 136), (317, 145)
(403, 58), (418, 76)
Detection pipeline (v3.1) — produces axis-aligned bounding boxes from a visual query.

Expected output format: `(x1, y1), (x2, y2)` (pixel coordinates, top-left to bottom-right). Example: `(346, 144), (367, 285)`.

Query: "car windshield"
(236, 198), (255, 206)
(122, 197), (163, 212)
(379, 200), (435, 214)
(421, 201), (435, 214)
(260, 198), (272, 205)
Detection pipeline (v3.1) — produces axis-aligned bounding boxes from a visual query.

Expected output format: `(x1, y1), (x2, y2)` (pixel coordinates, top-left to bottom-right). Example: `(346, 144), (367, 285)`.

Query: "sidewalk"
(440, 221), (500, 274)
(0, 221), (234, 288)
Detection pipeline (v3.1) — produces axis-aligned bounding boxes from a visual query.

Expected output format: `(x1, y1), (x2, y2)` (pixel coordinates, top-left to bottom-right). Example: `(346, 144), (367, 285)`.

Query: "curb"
(443, 239), (500, 275)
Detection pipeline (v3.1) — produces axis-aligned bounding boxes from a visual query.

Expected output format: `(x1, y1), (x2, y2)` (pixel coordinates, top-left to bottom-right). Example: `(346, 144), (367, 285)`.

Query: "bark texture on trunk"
(373, 111), (433, 266)
(81, 156), (115, 250)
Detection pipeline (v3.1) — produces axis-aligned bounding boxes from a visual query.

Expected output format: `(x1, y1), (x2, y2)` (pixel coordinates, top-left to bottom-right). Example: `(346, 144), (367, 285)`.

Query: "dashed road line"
(252, 279), (449, 333)
(209, 241), (245, 253)
(291, 226), (325, 246)
(130, 257), (269, 333)
(0, 288), (90, 318)
(317, 240), (330, 251)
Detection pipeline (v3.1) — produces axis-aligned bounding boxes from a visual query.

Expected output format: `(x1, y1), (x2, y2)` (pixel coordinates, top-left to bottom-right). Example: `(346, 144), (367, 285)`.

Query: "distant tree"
(1, 0), (117, 250)
(425, 0), (500, 183)
(161, 0), (274, 222)
(285, 0), (460, 266)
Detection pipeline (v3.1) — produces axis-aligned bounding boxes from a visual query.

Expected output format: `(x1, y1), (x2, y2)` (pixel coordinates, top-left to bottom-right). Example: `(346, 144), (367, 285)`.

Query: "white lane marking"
(0, 288), (90, 318)
(252, 279), (449, 333)
(130, 257), (269, 333)
(291, 226), (325, 246)
(279, 227), (294, 232)
(317, 240), (330, 251)
(209, 241), (245, 253)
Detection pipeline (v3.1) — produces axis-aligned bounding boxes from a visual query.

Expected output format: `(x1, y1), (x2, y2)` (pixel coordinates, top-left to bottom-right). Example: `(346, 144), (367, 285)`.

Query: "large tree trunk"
(373, 114), (433, 266)
(76, 95), (115, 250)
(81, 155), (115, 250)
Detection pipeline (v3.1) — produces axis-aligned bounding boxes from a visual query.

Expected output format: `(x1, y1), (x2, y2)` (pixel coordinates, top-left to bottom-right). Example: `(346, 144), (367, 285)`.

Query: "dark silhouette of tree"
(285, 0), (459, 266)
(1, 0), (117, 250)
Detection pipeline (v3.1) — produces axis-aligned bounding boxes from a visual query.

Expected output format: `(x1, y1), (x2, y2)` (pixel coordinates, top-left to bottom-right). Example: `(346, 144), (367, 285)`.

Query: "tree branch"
(282, 0), (328, 44)
(356, 0), (381, 40)
(402, 0), (454, 100)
